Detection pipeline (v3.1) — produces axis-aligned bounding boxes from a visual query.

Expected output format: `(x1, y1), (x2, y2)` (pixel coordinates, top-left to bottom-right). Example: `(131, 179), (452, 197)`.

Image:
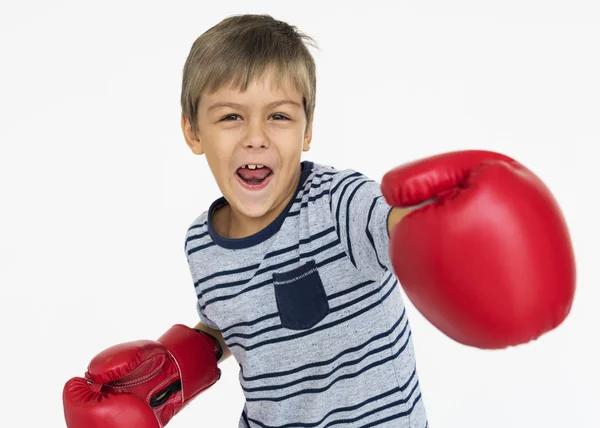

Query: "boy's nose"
(243, 138), (269, 149)
(243, 124), (270, 149)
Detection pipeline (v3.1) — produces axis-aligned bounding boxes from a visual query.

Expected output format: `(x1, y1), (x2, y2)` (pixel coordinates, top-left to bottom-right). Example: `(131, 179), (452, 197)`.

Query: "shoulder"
(294, 162), (376, 220)
(305, 162), (375, 198)
(185, 210), (209, 238)
(301, 162), (368, 194)
(183, 209), (211, 256)
(184, 196), (226, 243)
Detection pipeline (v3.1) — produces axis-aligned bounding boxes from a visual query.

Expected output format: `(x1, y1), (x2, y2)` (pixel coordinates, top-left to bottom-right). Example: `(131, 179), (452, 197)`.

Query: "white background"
(1, 1), (598, 427)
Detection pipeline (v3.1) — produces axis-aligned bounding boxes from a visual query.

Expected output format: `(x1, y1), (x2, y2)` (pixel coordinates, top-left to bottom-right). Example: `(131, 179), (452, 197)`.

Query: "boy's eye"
(221, 114), (241, 121)
(220, 114), (290, 121)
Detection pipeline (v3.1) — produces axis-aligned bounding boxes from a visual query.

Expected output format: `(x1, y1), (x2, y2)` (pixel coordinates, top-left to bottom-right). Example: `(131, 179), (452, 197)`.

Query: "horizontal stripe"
(196, 229), (338, 296)
(224, 277), (377, 341)
(226, 275), (398, 351)
(241, 307), (407, 383)
(241, 312), (410, 392)
(244, 331), (413, 402)
(200, 251), (346, 308)
(247, 375), (420, 427)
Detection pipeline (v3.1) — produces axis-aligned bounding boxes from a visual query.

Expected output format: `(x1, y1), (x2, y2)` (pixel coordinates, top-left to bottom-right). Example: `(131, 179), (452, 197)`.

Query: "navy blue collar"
(207, 161), (314, 249)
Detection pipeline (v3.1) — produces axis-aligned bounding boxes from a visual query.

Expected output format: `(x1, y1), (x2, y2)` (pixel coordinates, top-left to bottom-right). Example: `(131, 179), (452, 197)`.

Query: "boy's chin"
(233, 200), (274, 219)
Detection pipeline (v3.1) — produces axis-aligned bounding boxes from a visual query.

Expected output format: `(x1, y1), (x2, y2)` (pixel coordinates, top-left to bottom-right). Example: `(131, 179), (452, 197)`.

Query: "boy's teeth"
(244, 164), (264, 170)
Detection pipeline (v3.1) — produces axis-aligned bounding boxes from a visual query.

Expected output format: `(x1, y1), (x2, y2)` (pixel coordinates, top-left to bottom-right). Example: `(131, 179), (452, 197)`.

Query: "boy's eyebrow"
(207, 100), (302, 111)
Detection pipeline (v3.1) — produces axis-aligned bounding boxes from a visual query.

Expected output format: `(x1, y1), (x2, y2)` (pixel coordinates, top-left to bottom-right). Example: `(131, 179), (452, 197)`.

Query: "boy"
(177, 15), (428, 427)
(63, 14), (575, 428)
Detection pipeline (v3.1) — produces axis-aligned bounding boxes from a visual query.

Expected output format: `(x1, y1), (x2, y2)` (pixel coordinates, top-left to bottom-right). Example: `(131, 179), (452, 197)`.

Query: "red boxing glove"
(381, 150), (576, 349)
(63, 325), (222, 427)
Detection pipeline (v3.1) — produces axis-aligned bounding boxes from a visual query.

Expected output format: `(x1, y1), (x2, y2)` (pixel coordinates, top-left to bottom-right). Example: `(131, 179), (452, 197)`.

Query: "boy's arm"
(387, 207), (411, 236)
(329, 169), (405, 281)
(194, 321), (232, 363)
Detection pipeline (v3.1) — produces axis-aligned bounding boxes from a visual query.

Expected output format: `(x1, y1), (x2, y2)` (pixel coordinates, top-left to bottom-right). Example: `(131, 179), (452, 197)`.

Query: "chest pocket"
(273, 260), (330, 330)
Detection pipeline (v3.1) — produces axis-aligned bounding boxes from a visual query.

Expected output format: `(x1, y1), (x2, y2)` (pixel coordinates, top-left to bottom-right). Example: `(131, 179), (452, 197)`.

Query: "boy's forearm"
(194, 321), (232, 363)
(387, 206), (411, 236)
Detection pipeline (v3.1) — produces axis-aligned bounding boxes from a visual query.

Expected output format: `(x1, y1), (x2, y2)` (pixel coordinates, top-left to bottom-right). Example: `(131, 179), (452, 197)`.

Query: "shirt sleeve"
(184, 224), (221, 331)
(329, 169), (394, 281)
(196, 300), (220, 330)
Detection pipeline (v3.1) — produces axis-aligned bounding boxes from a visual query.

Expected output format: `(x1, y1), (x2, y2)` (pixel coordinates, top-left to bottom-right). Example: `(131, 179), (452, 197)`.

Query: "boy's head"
(180, 14), (318, 231)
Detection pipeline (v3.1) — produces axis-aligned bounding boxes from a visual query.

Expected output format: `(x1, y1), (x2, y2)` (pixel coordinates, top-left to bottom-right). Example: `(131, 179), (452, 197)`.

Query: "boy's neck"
(213, 204), (269, 239)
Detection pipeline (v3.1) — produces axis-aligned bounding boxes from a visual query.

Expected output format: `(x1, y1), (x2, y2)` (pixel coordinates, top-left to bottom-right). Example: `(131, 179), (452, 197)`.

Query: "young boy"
(63, 13), (575, 428)
(179, 14), (427, 427)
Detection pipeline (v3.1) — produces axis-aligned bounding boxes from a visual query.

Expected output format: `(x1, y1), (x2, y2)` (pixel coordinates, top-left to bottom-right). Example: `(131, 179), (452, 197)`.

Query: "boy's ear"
(181, 112), (204, 155)
(302, 118), (314, 152)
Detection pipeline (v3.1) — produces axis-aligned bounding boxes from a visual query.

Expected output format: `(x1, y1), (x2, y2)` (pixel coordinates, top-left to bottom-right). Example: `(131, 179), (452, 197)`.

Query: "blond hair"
(181, 14), (318, 134)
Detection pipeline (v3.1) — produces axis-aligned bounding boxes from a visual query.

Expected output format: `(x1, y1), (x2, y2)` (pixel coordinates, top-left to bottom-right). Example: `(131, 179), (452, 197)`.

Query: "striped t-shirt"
(184, 161), (428, 428)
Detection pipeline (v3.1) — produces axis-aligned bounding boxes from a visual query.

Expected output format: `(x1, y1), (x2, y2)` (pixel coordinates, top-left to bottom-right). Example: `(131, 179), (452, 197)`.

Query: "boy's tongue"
(237, 166), (271, 183)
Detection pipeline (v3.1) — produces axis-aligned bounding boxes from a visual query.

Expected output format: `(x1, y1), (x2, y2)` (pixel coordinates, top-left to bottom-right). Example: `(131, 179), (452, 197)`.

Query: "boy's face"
(182, 68), (313, 229)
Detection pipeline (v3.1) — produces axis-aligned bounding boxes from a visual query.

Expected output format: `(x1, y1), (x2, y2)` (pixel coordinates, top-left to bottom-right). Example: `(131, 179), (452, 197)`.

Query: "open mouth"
(236, 164), (273, 189)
